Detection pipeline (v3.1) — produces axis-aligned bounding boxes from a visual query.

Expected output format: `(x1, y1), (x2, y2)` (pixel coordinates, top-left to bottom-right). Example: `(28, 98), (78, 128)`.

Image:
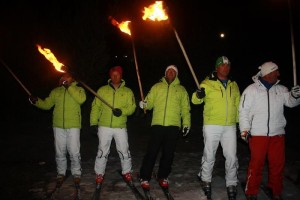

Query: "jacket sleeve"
(90, 89), (102, 126)
(238, 86), (253, 132)
(144, 85), (156, 110)
(234, 82), (241, 123)
(284, 86), (300, 107)
(121, 89), (136, 116)
(181, 88), (191, 127)
(35, 90), (56, 110)
(67, 83), (86, 105)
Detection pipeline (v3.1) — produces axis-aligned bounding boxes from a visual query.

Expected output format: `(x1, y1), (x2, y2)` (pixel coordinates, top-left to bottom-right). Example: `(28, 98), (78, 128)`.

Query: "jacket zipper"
(63, 89), (66, 128)
(110, 89), (116, 127)
(267, 89), (270, 136)
(163, 85), (170, 125)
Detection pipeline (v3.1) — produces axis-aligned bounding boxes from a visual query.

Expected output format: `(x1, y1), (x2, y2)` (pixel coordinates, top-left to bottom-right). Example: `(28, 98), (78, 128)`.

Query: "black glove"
(29, 96), (38, 104)
(112, 108), (122, 117)
(196, 88), (205, 99)
(62, 80), (70, 89)
(90, 125), (98, 135)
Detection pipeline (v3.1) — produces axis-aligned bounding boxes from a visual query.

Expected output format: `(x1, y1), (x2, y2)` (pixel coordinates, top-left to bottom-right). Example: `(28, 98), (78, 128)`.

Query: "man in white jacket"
(239, 61), (300, 200)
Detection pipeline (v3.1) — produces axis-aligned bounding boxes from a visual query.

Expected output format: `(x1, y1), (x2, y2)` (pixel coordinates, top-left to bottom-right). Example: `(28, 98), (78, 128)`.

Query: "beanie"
(215, 56), (230, 68)
(165, 65), (178, 76)
(109, 66), (123, 76)
(259, 62), (278, 77)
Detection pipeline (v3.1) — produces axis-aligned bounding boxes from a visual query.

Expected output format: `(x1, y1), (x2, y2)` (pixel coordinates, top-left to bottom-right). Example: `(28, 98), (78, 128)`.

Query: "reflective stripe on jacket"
(192, 72), (240, 125)
(90, 80), (136, 128)
(35, 81), (86, 128)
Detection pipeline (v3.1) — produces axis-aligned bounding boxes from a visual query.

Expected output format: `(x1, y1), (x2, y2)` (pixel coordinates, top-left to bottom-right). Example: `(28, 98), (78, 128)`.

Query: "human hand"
(29, 96), (38, 105)
(196, 88), (205, 99)
(240, 131), (251, 143)
(291, 85), (300, 99)
(139, 100), (147, 109)
(182, 126), (190, 137)
(113, 108), (122, 117)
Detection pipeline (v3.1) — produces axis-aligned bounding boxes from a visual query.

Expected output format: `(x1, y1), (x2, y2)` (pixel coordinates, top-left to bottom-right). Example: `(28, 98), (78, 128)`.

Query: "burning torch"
(0, 58), (32, 96)
(142, 1), (200, 88)
(36, 44), (115, 110)
(109, 16), (146, 113)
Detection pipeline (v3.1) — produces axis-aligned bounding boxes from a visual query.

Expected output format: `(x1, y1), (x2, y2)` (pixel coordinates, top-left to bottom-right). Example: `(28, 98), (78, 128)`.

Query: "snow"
(2, 115), (300, 199)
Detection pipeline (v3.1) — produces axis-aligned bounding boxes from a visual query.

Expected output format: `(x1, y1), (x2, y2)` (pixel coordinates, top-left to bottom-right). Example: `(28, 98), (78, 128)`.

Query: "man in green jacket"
(29, 72), (86, 190)
(191, 56), (240, 200)
(90, 66), (136, 187)
(139, 65), (191, 190)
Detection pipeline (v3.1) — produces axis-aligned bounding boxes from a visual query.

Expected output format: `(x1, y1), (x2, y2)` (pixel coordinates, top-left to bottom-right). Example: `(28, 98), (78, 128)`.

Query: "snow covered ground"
(2, 114), (300, 199)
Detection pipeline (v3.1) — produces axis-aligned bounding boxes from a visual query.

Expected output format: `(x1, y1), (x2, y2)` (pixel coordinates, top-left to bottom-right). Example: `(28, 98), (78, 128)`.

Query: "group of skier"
(29, 56), (300, 200)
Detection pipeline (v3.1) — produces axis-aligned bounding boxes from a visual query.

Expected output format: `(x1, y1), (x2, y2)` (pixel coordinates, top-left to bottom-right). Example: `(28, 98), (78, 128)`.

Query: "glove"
(90, 125), (98, 135)
(291, 85), (300, 99)
(240, 131), (251, 143)
(62, 80), (70, 89)
(196, 88), (205, 99)
(139, 100), (147, 109)
(29, 96), (38, 105)
(112, 108), (122, 117)
(182, 126), (190, 137)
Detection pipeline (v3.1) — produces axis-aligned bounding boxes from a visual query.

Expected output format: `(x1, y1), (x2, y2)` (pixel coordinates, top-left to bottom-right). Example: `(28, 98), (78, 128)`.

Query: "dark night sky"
(1, 0), (300, 123)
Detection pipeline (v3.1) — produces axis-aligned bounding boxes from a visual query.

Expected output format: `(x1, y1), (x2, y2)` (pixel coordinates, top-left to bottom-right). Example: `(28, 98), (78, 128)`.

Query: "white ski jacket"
(239, 74), (300, 136)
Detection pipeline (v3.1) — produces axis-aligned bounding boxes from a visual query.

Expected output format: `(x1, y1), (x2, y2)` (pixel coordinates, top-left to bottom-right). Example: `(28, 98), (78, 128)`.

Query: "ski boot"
(227, 185), (237, 200)
(56, 174), (65, 188)
(122, 172), (133, 183)
(201, 181), (212, 199)
(158, 178), (169, 188)
(95, 174), (104, 189)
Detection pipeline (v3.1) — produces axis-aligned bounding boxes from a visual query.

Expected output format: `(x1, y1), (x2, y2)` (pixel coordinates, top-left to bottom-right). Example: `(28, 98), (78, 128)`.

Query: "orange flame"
(109, 16), (131, 35)
(36, 44), (65, 72)
(142, 1), (168, 21)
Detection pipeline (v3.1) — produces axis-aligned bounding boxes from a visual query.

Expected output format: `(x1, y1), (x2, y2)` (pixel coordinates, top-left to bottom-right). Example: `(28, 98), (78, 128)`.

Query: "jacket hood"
(161, 76), (180, 85)
(208, 71), (235, 82)
(252, 71), (280, 85)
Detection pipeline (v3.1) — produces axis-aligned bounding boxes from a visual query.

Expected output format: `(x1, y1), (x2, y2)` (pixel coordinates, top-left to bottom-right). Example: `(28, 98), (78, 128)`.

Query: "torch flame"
(36, 44), (65, 72)
(109, 16), (131, 35)
(142, 1), (168, 21)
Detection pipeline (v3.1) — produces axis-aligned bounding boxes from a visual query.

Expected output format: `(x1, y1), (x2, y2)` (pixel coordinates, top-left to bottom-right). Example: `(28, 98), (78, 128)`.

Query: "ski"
(142, 187), (155, 200)
(44, 177), (65, 199)
(158, 186), (174, 200)
(118, 170), (145, 200)
(73, 183), (81, 200)
(260, 184), (272, 199)
(45, 186), (61, 200)
(91, 183), (102, 200)
(153, 173), (174, 200)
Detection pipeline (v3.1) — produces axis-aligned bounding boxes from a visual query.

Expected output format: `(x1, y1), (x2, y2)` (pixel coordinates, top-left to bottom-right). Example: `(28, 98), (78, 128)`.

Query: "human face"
(216, 64), (231, 80)
(262, 69), (280, 84)
(60, 73), (74, 85)
(110, 71), (122, 85)
(165, 69), (177, 83)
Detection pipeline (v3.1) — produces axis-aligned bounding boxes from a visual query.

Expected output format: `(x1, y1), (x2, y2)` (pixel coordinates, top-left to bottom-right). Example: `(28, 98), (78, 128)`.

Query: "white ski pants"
(94, 126), (132, 175)
(198, 125), (239, 187)
(53, 127), (81, 177)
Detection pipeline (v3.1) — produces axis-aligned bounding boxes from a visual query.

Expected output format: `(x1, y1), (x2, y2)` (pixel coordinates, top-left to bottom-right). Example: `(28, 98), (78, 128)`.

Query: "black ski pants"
(140, 125), (180, 180)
